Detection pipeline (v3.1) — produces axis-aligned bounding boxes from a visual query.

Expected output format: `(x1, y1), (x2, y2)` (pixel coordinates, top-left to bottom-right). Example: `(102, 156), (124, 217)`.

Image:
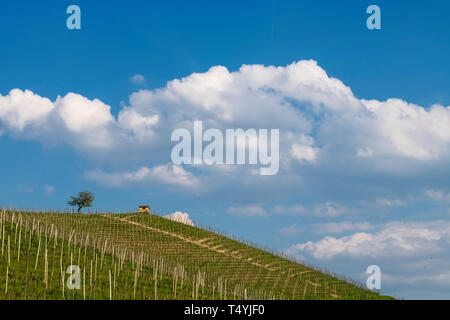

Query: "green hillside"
(0, 209), (393, 300)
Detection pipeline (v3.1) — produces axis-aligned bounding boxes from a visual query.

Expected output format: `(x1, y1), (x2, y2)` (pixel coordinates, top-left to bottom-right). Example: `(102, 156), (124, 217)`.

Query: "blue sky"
(1, 0), (449, 299)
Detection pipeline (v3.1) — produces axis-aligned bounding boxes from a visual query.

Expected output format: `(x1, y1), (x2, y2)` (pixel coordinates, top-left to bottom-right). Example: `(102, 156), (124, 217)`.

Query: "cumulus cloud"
(85, 164), (201, 189)
(129, 74), (147, 85)
(56, 93), (115, 149)
(2, 60), (450, 200)
(361, 99), (450, 160)
(117, 107), (159, 141)
(287, 220), (450, 260)
(2, 61), (450, 163)
(286, 220), (450, 298)
(0, 89), (54, 131)
(290, 135), (318, 163)
(164, 211), (195, 226)
(0, 90), (117, 150)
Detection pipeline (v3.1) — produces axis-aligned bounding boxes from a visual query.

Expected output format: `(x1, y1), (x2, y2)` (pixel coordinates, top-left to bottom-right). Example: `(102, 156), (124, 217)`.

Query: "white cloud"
(287, 220), (450, 260)
(85, 164), (201, 189)
(227, 205), (267, 217)
(0, 89), (54, 131)
(2, 60), (450, 199)
(425, 189), (450, 203)
(117, 107), (159, 141)
(164, 211), (194, 226)
(0, 89), (117, 150)
(361, 99), (450, 160)
(286, 220), (450, 298)
(55, 93), (115, 148)
(290, 135), (318, 163)
(3, 61), (450, 168)
(130, 74), (146, 85)
(56, 93), (114, 133)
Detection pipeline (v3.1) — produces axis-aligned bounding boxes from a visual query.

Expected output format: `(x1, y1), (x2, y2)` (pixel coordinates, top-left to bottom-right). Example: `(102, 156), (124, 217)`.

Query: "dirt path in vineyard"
(101, 214), (280, 273)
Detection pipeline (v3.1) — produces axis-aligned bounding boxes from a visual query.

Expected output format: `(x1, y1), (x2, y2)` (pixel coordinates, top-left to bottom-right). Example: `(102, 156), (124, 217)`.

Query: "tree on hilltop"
(67, 191), (95, 213)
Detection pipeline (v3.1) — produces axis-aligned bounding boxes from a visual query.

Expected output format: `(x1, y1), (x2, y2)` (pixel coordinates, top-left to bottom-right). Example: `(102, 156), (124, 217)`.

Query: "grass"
(0, 208), (394, 300)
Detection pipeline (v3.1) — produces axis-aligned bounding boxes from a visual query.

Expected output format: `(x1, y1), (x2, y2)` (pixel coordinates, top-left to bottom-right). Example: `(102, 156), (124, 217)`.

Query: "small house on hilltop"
(139, 205), (150, 213)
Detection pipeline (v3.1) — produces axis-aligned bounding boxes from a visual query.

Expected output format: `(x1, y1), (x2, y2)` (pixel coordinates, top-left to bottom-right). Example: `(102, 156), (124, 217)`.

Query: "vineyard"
(0, 208), (394, 300)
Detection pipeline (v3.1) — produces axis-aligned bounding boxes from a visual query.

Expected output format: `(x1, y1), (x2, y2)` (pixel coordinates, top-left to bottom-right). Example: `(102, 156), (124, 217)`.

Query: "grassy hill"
(0, 208), (393, 300)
